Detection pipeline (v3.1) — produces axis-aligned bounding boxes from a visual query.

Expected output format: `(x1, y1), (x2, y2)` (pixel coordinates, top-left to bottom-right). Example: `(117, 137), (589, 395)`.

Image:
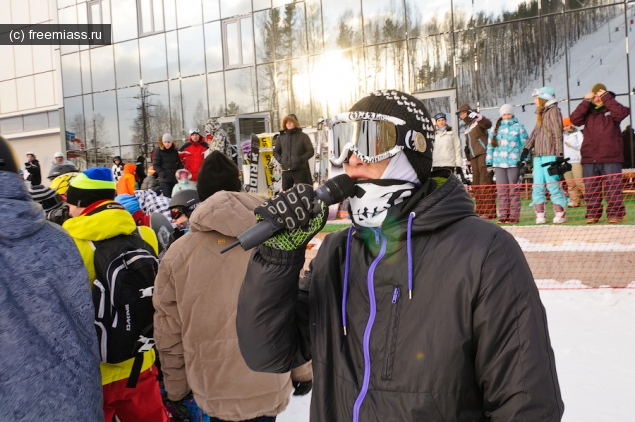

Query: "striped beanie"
(29, 184), (65, 213)
(66, 167), (116, 208)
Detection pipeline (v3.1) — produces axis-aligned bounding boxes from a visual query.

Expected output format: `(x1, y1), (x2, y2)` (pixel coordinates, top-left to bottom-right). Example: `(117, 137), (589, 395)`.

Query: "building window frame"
(223, 15), (254, 69)
(137, 0), (165, 36)
(87, 0), (103, 25)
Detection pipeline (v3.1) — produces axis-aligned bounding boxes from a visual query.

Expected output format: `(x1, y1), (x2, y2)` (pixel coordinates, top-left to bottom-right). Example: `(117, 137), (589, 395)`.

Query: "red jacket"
(570, 92), (630, 164)
(179, 140), (209, 181)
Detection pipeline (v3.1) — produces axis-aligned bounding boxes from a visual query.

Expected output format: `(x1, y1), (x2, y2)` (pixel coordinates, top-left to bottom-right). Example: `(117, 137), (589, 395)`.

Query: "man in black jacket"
(24, 151), (41, 185)
(274, 114), (314, 190)
(237, 90), (564, 421)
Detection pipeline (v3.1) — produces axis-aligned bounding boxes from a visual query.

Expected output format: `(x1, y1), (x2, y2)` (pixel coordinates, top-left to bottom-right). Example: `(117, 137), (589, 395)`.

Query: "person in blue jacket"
(0, 136), (103, 421)
(486, 104), (529, 223)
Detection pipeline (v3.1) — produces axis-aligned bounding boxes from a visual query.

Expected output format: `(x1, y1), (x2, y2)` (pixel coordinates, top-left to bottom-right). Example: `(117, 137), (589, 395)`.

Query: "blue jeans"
(582, 163), (625, 219)
(532, 156), (567, 208)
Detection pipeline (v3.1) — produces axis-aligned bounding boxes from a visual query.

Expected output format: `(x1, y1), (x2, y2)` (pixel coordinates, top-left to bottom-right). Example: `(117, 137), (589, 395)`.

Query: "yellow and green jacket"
(63, 200), (159, 385)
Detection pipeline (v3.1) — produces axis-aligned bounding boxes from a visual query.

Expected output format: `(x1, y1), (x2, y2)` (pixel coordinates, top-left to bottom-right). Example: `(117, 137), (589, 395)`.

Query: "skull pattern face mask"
(349, 180), (417, 227)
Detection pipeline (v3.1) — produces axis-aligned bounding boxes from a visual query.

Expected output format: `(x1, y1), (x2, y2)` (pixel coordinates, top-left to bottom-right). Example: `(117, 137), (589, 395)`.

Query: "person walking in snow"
(236, 91), (564, 421)
(570, 83), (629, 224)
(0, 136), (103, 421)
(486, 104), (529, 224)
(521, 86), (568, 224)
(562, 117), (585, 208)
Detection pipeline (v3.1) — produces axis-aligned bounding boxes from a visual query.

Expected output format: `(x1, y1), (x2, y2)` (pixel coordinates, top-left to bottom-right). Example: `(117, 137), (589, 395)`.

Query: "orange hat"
(563, 117), (572, 127)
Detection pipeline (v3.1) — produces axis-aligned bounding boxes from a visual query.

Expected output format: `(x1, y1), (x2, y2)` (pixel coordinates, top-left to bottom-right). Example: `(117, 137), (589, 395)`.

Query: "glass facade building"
(58, 0), (635, 167)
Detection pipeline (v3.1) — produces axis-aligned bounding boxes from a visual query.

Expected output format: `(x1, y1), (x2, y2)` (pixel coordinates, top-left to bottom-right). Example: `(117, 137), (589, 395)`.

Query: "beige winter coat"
(154, 191), (311, 420)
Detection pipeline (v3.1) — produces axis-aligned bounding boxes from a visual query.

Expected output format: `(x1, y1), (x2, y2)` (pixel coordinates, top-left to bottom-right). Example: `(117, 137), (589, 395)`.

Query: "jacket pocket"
(382, 286), (401, 380)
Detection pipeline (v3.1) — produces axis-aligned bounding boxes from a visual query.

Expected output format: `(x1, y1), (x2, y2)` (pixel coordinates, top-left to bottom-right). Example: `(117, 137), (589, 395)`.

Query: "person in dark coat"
(570, 83), (630, 223)
(135, 155), (147, 184)
(273, 114), (314, 190)
(458, 103), (496, 219)
(237, 91), (564, 422)
(0, 136), (103, 420)
(153, 134), (183, 198)
(24, 151), (41, 185)
(622, 126), (635, 168)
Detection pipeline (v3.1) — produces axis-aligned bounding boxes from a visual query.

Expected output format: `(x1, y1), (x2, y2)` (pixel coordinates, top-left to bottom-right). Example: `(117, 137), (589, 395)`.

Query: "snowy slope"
(277, 289), (635, 421)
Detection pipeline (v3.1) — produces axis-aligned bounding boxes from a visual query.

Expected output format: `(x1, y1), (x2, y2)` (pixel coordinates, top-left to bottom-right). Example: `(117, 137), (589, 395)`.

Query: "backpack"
(90, 227), (159, 388)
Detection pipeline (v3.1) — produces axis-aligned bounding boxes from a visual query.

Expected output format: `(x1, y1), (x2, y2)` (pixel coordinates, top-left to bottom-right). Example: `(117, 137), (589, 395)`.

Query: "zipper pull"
(371, 228), (380, 245)
(392, 287), (399, 304)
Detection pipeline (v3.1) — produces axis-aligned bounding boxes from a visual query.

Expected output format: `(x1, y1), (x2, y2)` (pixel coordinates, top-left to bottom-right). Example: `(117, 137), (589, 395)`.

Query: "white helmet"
(26, 151), (35, 156)
(54, 151), (64, 158)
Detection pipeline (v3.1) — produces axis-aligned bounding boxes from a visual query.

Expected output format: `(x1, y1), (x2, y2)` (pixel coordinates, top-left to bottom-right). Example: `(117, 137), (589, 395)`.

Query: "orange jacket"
(116, 163), (137, 196)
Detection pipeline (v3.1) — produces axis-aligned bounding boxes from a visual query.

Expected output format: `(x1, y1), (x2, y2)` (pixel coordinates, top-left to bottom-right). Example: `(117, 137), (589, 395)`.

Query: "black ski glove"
(520, 148), (530, 163)
(292, 379), (313, 396)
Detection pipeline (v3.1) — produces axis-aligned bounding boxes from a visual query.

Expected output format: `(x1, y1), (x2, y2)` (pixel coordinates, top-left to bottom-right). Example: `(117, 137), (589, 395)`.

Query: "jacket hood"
(356, 173), (477, 242)
(63, 200), (137, 241)
(123, 163), (137, 174)
(0, 172), (47, 240)
(189, 191), (263, 237)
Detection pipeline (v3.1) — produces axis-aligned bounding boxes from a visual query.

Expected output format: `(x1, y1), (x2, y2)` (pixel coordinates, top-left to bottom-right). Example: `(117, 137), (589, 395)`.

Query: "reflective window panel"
(181, 75), (209, 131)
(61, 53), (82, 97)
(408, 34), (454, 93)
(365, 41), (408, 93)
(224, 67), (257, 113)
(139, 33), (168, 84)
(64, 96), (85, 144)
(205, 21), (224, 72)
(362, 0), (405, 44)
(166, 31), (180, 78)
(177, 0), (203, 28)
(179, 26), (206, 77)
(80, 50), (92, 94)
(169, 79), (184, 138)
(254, 0), (271, 12)
(114, 39), (141, 88)
(241, 16), (255, 64)
(567, 5), (628, 98)
(58, 6), (78, 55)
(308, 55), (328, 122)
(23, 112), (49, 132)
(220, 0), (251, 19)
(405, 0), (452, 38)
(225, 21), (241, 66)
(474, 0), (538, 26)
(140, 81), (171, 144)
(542, 14), (567, 99)
(117, 86), (141, 145)
(306, 0), (323, 55)
(455, 29), (477, 107)
(164, 0), (177, 31)
(208, 72), (226, 116)
(111, 0), (138, 43)
(274, 2), (306, 60)
(83, 94), (94, 149)
(92, 90), (119, 148)
(321, 0), (362, 51)
(203, 0), (221, 22)
(91, 45), (116, 92)
(257, 63), (276, 111)
(254, 9), (276, 63)
(276, 58), (312, 126)
(453, 0), (474, 30)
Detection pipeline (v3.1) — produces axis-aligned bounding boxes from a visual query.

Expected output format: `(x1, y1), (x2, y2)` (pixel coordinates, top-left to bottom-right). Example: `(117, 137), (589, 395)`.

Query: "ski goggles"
(170, 207), (184, 220)
(328, 112), (407, 165)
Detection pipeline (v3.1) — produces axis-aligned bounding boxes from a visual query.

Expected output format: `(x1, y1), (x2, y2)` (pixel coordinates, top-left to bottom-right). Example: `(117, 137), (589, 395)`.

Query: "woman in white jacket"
(432, 113), (464, 179)
(562, 116), (584, 207)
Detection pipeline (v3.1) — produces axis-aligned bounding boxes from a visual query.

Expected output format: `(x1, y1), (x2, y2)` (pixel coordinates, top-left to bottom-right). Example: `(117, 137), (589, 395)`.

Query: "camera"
(542, 158), (572, 176)
(46, 204), (70, 226)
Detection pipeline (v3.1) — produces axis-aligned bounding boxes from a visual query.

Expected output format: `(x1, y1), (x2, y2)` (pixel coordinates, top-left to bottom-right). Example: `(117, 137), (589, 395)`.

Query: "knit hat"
(563, 117), (572, 126)
(197, 151), (242, 201)
(66, 167), (116, 208)
(533, 87), (556, 101)
(348, 90), (435, 183)
(162, 133), (174, 143)
(115, 194), (141, 215)
(591, 83), (607, 93)
(30, 185), (65, 213)
(499, 104), (514, 116)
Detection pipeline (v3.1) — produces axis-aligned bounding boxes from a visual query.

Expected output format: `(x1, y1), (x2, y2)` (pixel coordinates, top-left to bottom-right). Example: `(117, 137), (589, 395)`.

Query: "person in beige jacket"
(154, 151), (312, 422)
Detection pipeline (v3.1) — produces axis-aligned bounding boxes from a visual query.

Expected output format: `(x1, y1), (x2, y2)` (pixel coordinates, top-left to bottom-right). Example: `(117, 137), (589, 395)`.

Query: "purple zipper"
(392, 287), (399, 304)
(352, 228), (387, 422)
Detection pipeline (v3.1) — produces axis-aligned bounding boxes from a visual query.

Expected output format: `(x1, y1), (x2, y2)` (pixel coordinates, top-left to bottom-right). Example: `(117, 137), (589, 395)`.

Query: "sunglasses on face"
(170, 207), (184, 220)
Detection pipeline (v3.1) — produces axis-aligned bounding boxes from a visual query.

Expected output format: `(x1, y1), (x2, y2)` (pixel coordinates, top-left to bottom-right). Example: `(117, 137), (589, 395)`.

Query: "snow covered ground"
(278, 289), (635, 421)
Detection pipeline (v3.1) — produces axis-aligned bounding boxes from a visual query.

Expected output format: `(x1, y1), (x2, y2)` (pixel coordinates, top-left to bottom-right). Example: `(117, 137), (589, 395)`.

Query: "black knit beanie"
(197, 151), (242, 201)
(349, 90), (435, 183)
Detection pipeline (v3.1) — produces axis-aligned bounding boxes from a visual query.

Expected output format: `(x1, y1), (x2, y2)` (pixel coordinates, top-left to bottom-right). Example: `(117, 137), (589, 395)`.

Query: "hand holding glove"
(292, 380), (313, 396)
(165, 391), (193, 420)
(520, 148), (530, 164)
(254, 184), (328, 251)
(468, 111), (481, 121)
